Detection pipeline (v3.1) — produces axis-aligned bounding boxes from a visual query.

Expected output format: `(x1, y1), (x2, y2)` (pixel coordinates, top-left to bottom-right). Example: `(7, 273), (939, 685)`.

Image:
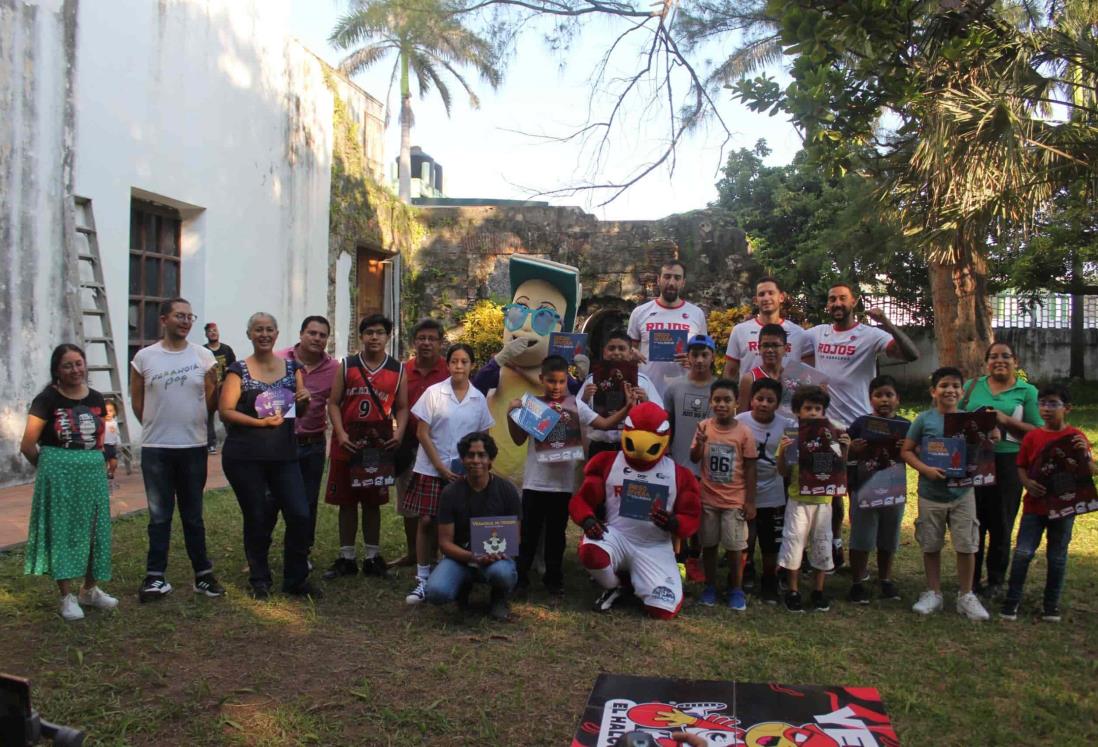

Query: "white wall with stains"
(1, 0), (385, 486)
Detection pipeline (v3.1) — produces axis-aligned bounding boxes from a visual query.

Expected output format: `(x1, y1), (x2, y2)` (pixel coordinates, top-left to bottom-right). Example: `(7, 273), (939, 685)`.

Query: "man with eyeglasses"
(130, 297), (224, 602)
(627, 260), (709, 398)
(390, 318), (450, 568)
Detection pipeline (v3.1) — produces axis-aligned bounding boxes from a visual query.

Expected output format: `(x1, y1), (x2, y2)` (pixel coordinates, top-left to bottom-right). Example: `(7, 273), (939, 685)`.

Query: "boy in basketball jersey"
(322, 314), (408, 580)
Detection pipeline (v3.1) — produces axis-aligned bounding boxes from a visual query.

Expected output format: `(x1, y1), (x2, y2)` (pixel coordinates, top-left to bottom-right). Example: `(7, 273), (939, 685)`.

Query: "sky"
(288, 1), (802, 221)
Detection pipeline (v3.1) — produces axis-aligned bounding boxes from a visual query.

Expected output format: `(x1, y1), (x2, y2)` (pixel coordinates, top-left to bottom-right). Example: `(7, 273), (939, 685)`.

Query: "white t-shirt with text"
(627, 299), (708, 397)
(131, 342), (216, 448)
(725, 318), (811, 374)
(803, 323), (895, 427)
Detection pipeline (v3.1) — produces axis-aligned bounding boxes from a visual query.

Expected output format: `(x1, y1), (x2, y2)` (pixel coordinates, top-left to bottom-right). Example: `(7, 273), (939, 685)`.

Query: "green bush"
(454, 300), (504, 366)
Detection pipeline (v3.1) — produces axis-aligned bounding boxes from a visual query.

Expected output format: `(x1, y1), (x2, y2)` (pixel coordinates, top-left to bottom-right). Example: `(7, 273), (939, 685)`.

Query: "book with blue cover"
(922, 436), (966, 479)
(509, 393), (561, 442)
(619, 479), (669, 520)
(648, 329), (688, 362)
(469, 515), (519, 558)
(549, 332), (588, 363)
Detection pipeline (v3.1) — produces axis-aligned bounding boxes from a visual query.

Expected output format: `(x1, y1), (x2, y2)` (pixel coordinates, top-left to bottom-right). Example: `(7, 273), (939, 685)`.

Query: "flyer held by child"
(509, 393), (562, 442)
(855, 416), (908, 509)
(799, 419), (847, 497)
(944, 410), (997, 487)
(592, 361), (636, 417)
(1034, 432), (1098, 519)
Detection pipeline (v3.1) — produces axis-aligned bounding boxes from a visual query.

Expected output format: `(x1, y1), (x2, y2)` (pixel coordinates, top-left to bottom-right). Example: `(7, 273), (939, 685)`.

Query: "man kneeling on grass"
(425, 432), (521, 621)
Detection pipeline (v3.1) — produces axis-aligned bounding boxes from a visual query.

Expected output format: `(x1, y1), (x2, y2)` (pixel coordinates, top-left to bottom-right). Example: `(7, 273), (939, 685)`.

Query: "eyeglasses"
(759, 342), (785, 350)
(171, 313), (198, 322)
(502, 304), (561, 336)
(1038, 400), (1065, 408)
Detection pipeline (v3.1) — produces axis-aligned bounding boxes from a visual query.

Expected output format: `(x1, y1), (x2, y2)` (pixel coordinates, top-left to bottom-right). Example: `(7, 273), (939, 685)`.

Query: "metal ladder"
(74, 196), (134, 473)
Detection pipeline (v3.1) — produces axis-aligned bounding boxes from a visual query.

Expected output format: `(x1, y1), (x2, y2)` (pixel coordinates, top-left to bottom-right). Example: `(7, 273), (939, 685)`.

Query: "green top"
(785, 464), (832, 505)
(962, 375), (1042, 454)
(907, 408), (971, 503)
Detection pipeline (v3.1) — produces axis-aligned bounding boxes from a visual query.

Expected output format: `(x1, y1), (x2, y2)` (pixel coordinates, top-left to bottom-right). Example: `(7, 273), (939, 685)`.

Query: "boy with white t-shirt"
(736, 377), (795, 605)
(626, 261), (708, 397)
(507, 356), (633, 595)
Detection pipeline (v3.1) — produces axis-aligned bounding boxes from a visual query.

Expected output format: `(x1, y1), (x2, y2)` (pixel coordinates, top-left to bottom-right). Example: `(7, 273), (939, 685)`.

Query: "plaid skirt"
(400, 473), (446, 518)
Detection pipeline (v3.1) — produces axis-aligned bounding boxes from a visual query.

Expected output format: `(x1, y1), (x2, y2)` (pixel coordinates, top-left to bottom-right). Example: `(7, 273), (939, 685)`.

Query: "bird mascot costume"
(569, 401), (701, 618)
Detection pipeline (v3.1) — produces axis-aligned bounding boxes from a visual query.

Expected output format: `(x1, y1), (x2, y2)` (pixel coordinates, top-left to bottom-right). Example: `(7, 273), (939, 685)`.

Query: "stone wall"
(407, 204), (757, 331)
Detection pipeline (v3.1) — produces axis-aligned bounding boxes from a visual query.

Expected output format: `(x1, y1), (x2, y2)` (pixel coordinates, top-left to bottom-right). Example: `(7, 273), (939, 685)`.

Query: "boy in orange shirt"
(690, 379), (758, 610)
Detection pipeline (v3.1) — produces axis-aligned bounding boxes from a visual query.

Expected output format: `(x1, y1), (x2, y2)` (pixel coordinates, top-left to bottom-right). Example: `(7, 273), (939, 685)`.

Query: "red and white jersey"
(604, 452), (679, 546)
(804, 323), (895, 427)
(725, 318), (810, 374)
(333, 353), (403, 462)
(627, 298), (707, 397)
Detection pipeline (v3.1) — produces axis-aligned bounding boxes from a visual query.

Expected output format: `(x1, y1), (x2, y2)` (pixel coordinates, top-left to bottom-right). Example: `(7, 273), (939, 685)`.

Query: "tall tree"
(733, 0), (1098, 374)
(331, 0), (503, 201)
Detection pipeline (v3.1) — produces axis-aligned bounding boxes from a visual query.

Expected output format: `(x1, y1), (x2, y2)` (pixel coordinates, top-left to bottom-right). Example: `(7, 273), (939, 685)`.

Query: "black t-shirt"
(222, 359), (298, 461)
(437, 476), (522, 550)
(205, 343), (237, 384)
(29, 387), (106, 450)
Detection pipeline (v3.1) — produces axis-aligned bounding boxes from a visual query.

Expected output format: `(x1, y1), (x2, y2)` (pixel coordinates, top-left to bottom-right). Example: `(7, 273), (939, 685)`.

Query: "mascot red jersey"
(569, 402), (701, 618)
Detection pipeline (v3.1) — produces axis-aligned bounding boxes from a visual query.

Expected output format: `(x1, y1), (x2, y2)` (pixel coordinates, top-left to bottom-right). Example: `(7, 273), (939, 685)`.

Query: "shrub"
(454, 300), (504, 367)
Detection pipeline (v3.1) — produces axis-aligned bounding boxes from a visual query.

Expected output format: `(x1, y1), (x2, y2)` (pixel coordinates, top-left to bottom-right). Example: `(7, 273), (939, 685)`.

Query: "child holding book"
(735, 378), (795, 604)
(690, 379), (758, 610)
(1001, 383), (1096, 622)
(664, 334), (716, 582)
(737, 323), (788, 415)
(900, 367), (997, 621)
(508, 355), (633, 595)
(846, 374), (909, 604)
(581, 329), (662, 458)
(776, 385), (849, 612)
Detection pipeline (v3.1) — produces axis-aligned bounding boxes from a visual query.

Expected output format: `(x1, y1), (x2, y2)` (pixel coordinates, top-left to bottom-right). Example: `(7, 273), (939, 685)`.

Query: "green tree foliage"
(714, 140), (930, 323)
(454, 299), (504, 366)
(330, 0), (502, 201)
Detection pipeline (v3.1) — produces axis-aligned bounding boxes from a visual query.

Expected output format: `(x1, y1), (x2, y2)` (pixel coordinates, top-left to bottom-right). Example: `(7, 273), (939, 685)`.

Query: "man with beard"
(276, 316), (338, 560)
(627, 261), (708, 398)
(804, 283), (919, 569)
(722, 276), (814, 381)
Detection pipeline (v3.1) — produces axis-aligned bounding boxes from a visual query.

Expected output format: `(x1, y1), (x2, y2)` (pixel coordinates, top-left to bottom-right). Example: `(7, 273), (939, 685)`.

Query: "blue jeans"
(223, 457), (311, 591)
(1005, 512), (1074, 609)
(141, 447), (211, 575)
(297, 440), (327, 549)
(425, 557), (517, 604)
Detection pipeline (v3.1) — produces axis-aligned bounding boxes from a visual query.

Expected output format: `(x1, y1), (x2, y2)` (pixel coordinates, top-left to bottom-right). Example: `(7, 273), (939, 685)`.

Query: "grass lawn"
(2, 390), (1098, 745)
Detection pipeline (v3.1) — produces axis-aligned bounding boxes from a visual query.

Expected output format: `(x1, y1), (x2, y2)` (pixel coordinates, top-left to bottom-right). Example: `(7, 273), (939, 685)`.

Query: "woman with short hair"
(219, 312), (315, 600)
(20, 344), (117, 621)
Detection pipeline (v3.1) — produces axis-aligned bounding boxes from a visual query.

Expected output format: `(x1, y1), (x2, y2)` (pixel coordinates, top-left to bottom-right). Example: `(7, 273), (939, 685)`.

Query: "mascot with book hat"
(568, 401), (701, 618)
(472, 256), (587, 483)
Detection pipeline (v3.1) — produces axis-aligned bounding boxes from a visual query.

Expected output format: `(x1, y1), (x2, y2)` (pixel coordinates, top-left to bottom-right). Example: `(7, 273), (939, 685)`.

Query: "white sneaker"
(405, 579), (426, 605)
(78, 586), (119, 610)
(59, 594), (84, 621)
(912, 590), (943, 616)
(957, 591), (990, 621)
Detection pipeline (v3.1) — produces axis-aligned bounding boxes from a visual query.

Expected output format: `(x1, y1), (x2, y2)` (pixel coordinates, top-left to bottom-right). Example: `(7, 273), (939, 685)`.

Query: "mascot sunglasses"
(502, 303), (561, 336)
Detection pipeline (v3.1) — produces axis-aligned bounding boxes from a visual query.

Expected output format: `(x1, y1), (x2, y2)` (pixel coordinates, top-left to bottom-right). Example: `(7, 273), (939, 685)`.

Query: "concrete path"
(0, 453), (229, 551)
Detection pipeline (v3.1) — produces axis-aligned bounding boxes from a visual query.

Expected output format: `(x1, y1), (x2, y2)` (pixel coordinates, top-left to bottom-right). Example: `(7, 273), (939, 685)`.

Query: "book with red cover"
(1033, 432), (1098, 519)
(855, 416), (908, 509)
(349, 419), (395, 490)
(798, 419), (847, 497)
(592, 361), (637, 417)
(944, 410), (998, 487)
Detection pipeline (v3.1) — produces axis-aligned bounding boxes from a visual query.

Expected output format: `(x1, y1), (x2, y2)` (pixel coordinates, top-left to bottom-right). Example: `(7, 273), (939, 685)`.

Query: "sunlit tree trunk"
(928, 242), (992, 378)
(398, 51), (412, 202)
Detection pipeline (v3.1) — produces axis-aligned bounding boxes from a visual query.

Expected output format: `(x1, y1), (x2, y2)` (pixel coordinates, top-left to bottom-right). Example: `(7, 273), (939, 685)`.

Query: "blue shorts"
(848, 500), (905, 553)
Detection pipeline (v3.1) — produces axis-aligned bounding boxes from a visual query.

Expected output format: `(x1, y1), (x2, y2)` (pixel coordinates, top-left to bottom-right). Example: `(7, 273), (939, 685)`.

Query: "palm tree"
(330, 0), (502, 201)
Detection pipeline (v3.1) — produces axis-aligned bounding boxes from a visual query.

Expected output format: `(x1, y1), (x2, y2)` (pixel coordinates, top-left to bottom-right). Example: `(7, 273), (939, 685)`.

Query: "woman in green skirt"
(20, 344), (117, 621)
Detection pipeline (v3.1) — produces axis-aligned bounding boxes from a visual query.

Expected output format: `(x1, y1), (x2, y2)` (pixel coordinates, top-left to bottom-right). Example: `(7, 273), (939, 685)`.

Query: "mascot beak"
(620, 402), (671, 466)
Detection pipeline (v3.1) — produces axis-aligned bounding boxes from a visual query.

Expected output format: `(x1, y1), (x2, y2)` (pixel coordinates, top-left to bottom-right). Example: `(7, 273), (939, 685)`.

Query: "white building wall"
(1, 0), (388, 486)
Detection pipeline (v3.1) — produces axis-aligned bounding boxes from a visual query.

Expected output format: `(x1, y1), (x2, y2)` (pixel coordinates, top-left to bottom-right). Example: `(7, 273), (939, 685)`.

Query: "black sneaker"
(322, 557), (358, 580)
(285, 581), (324, 599)
(250, 583), (271, 601)
(593, 586), (624, 613)
(193, 574), (225, 598)
(784, 590), (804, 613)
(1041, 605), (1061, 623)
(759, 575), (780, 605)
(847, 582), (869, 605)
(879, 579), (901, 601)
(362, 555), (389, 578)
(811, 590), (831, 612)
(138, 575), (173, 603)
(742, 563), (757, 593)
(1000, 600), (1019, 621)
